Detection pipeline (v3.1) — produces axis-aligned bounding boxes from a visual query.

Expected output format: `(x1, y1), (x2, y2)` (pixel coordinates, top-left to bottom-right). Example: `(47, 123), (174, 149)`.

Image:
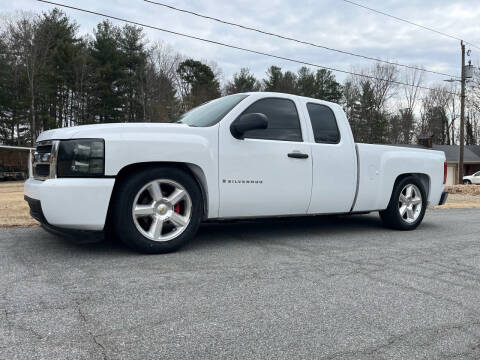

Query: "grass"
(0, 181), (38, 227)
(0, 181), (478, 227)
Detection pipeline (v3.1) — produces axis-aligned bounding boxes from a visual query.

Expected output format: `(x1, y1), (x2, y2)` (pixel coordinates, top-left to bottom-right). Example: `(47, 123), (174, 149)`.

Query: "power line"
(341, 0), (480, 51)
(144, 0), (460, 79)
(37, 0), (458, 96)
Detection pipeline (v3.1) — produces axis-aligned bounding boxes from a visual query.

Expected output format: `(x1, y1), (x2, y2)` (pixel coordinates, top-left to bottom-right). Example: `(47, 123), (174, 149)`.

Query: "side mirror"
(230, 113), (268, 139)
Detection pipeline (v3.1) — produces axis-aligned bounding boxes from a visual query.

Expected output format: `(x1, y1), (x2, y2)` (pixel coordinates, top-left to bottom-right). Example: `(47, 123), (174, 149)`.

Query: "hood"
(36, 122), (189, 142)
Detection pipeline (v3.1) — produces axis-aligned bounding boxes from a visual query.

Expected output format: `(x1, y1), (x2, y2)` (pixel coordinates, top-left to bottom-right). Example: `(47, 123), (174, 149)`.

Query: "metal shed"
(0, 145), (34, 180)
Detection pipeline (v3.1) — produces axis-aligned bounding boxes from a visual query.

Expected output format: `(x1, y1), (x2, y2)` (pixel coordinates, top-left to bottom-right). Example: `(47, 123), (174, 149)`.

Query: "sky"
(1, 0), (480, 86)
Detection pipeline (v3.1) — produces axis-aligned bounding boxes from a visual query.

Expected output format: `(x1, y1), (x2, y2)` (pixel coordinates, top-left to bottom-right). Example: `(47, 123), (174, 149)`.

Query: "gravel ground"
(1, 208), (480, 359)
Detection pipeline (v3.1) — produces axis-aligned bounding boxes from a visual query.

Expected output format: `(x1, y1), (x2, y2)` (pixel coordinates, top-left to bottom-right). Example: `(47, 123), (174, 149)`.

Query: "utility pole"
(458, 40), (466, 184)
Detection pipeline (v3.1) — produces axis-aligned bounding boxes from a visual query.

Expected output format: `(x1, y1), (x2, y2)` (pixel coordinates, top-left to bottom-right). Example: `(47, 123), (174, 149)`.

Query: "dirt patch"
(435, 186), (480, 209)
(435, 194), (480, 209)
(0, 181), (38, 227)
(446, 184), (480, 195)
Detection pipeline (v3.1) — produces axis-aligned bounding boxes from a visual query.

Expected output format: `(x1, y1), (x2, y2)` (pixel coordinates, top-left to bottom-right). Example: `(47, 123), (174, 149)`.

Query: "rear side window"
(306, 103), (340, 144)
(241, 98), (302, 142)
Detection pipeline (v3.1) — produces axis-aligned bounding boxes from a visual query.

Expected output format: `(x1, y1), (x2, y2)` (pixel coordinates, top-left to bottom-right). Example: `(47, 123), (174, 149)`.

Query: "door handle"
(288, 152), (309, 159)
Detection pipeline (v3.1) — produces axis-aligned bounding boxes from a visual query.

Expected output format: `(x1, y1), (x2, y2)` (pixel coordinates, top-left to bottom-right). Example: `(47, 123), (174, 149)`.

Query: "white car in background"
(25, 92), (448, 253)
(463, 171), (480, 184)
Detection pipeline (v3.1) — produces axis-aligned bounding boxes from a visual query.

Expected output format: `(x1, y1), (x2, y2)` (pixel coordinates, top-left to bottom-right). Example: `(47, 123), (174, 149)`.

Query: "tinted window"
(306, 103), (340, 144)
(177, 94), (248, 127)
(241, 98), (302, 142)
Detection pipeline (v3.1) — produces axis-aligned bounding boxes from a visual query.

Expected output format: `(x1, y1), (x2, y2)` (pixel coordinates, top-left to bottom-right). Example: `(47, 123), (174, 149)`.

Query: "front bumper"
(438, 191), (449, 206)
(24, 177), (115, 231)
(24, 195), (103, 241)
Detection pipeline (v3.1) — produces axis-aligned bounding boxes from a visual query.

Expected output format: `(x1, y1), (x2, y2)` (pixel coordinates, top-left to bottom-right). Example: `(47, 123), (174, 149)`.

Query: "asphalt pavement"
(1, 208), (480, 359)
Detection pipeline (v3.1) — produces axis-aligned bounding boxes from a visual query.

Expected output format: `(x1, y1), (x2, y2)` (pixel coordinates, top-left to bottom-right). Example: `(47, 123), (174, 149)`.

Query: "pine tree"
(88, 20), (125, 123)
(36, 9), (82, 130)
(263, 66), (297, 94)
(314, 69), (343, 103)
(177, 59), (221, 109)
(119, 24), (147, 122)
(296, 67), (316, 97)
(225, 68), (261, 94)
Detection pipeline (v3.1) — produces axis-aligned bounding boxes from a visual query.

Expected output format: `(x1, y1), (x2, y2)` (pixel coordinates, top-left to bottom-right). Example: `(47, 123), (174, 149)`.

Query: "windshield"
(177, 94), (249, 127)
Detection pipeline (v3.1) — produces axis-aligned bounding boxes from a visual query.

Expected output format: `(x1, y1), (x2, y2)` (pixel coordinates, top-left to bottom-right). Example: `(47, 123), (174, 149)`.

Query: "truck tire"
(112, 167), (203, 254)
(379, 176), (427, 230)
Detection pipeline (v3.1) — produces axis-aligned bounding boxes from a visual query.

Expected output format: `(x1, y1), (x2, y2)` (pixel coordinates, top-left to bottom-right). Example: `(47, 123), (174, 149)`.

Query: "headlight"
(57, 139), (105, 177)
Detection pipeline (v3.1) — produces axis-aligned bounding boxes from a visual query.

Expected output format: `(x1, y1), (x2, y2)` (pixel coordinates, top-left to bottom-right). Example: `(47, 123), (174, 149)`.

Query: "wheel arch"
(393, 173), (431, 200)
(379, 172), (430, 230)
(106, 162), (209, 227)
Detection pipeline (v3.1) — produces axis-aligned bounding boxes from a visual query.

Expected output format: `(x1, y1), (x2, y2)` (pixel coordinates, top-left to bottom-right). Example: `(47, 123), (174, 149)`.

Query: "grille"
(34, 164), (50, 178)
(36, 144), (52, 155)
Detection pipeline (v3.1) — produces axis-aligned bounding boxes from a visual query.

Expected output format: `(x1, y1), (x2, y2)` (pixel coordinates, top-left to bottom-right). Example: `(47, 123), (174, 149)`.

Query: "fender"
(104, 126), (219, 219)
(354, 144), (444, 212)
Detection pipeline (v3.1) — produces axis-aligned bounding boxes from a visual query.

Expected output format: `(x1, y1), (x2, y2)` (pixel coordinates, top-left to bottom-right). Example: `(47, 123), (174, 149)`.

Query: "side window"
(241, 98), (302, 142)
(306, 103), (340, 144)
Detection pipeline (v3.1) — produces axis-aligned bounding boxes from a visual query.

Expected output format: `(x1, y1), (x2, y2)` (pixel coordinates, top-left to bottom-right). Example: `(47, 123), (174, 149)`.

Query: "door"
(218, 97), (312, 218)
(303, 102), (357, 214)
(446, 166), (455, 185)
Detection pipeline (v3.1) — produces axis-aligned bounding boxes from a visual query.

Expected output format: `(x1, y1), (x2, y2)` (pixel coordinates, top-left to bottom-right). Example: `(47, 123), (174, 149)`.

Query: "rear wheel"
(379, 176), (427, 230)
(112, 167), (203, 254)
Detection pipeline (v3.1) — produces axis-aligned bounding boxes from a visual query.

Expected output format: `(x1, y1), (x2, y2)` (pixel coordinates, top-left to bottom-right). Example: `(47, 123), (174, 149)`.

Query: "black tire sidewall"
(381, 176), (427, 230)
(113, 167), (203, 254)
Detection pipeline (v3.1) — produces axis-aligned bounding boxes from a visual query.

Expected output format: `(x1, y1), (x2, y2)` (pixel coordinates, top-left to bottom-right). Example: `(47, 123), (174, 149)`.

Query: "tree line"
(0, 9), (479, 146)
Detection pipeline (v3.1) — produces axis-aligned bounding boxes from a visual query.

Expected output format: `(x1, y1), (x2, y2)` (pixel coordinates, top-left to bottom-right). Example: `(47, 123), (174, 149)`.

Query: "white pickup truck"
(25, 92), (448, 253)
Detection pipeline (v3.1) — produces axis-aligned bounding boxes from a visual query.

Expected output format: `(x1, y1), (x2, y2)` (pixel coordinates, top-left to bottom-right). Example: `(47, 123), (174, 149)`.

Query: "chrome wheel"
(398, 184), (422, 224)
(132, 179), (192, 242)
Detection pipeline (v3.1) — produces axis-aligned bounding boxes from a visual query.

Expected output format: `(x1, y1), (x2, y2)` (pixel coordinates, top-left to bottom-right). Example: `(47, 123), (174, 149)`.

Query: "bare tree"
(466, 64), (480, 144)
(396, 66), (424, 143)
(420, 86), (452, 144)
(345, 62), (398, 143)
(151, 41), (183, 83)
(402, 67), (424, 112)
(446, 83), (460, 145)
(143, 41), (183, 122)
(363, 62), (398, 111)
(6, 13), (48, 144)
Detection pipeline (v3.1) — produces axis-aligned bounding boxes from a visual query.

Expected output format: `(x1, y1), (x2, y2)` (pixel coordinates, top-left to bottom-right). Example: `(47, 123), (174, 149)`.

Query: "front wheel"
(112, 167), (203, 254)
(463, 180), (471, 185)
(379, 176), (427, 230)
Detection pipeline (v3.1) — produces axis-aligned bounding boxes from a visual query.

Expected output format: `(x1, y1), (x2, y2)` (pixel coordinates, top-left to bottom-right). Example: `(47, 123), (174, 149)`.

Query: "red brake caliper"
(174, 203), (181, 213)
